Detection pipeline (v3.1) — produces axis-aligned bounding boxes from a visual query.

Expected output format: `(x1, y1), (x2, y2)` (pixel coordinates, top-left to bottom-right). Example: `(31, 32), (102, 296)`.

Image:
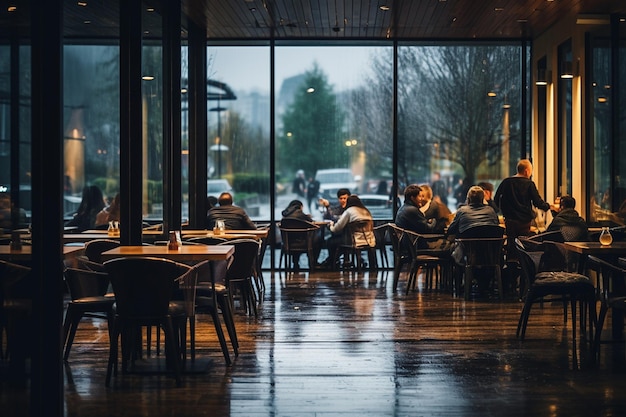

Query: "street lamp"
(210, 101), (227, 178)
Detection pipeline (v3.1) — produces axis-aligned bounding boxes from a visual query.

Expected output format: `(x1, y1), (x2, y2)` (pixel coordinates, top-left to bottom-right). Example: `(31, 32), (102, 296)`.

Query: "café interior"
(3, 0), (626, 416)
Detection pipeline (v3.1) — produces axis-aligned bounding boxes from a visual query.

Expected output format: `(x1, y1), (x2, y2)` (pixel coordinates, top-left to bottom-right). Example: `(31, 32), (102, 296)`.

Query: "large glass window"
(397, 44), (523, 211)
(205, 45), (271, 220)
(63, 45), (120, 221)
(274, 44), (394, 220)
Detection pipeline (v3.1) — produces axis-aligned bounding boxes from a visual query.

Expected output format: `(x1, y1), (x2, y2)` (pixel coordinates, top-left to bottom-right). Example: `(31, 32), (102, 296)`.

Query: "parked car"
(207, 179), (234, 199)
(358, 194), (393, 220)
(315, 168), (360, 200)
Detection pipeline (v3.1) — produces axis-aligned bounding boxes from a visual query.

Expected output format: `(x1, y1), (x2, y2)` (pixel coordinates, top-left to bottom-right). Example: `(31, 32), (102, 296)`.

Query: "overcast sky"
(207, 46), (379, 94)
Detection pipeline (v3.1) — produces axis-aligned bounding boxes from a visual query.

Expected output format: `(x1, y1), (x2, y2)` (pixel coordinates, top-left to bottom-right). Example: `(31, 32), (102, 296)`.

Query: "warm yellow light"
(487, 92), (497, 97)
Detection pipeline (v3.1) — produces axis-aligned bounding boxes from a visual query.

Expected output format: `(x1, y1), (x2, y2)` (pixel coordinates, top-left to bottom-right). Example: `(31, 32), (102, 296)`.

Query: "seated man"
(447, 185), (500, 237)
(395, 184), (436, 234)
(546, 195), (589, 241)
(207, 192), (256, 230)
(319, 188), (351, 222)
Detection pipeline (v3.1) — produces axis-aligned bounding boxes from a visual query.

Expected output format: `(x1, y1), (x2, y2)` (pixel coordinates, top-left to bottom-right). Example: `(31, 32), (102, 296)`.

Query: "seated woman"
(326, 195), (376, 268)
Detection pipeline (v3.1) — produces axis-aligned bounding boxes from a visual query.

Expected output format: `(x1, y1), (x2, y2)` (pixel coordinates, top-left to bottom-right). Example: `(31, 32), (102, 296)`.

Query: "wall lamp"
(560, 61), (574, 79)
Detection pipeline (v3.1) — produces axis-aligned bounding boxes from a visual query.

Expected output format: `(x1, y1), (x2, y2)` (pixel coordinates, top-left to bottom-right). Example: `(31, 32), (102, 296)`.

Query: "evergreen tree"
(278, 64), (347, 177)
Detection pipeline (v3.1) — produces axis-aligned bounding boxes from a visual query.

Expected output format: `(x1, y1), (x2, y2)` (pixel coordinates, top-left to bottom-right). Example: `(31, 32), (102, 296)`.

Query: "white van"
(315, 168), (359, 199)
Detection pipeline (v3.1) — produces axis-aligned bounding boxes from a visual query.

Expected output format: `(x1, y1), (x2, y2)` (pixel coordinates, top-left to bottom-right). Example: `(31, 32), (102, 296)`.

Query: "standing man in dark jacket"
(495, 159), (555, 243)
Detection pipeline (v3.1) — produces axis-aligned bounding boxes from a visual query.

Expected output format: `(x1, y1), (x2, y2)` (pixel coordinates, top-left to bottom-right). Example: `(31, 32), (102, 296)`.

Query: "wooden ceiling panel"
(1, 0), (624, 41)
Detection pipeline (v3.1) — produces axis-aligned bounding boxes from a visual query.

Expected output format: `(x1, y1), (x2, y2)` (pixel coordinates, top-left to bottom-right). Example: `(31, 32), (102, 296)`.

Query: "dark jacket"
(494, 176), (550, 224)
(447, 204), (499, 236)
(207, 205), (256, 230)
(281, 205), (312, 222)
(395, 200), (436, 234)
(547, 208), (588, 236)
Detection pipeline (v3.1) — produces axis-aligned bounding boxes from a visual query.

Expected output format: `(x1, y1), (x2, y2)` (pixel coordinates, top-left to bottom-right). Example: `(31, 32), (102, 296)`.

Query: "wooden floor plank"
(3, 267), (626, 416)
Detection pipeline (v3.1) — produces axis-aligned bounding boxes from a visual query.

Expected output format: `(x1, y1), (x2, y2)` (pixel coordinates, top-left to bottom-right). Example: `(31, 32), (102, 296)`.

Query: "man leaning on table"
(207, 192), (256, 230)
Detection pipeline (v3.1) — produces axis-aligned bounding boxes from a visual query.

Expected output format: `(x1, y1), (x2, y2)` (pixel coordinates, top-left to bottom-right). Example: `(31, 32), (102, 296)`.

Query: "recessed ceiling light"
(77, 1), (87, 6)
(7, 5), (17, 12)
(380, 5), (390, 11)
(142, 75), (155, 81)
(146, 7), (155, 12)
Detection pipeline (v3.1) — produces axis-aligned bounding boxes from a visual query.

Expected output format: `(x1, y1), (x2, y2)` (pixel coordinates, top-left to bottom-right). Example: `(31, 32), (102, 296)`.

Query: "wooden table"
(0, 245), (85, 262)
(181, 229), (269, 240)
(100, 244), (234, 262)
(564, 241), (626, 339)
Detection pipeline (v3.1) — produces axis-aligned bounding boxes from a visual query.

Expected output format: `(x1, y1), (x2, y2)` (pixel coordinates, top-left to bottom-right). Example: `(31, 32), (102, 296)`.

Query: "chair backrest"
(218, 239), (259, 281)
(346, 219), (376, 248)
(278, 221), (319, 253)
(186, 236), (228, 245)
(175, 260), (207, 316)
(456, 237), (505, 266)
(103, 257), (189, 318)
(373, 223), (389, 248)
(388, 223), (407, 256)
(459, 224), (504, 239)
(84, 239), (120, 263)
(0, 260), (32, 301)
(64, 267), (110, 300)
(559, 224), (589, 242)
(537, 241), (580, 273)
(515, 238), (543, 290)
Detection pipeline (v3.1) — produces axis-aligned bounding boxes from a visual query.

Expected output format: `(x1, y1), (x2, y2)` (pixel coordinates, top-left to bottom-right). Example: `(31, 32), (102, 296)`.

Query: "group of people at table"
(280, 158), (586, 272)
(58, 158), (587, 274)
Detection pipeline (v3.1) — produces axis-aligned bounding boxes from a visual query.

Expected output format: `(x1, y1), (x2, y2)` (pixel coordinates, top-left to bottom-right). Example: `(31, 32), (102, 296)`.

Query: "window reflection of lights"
(502, 103), (511, 109)
(83, 20), (91, 24)
(181, 149), (189, 155)
(604, 84), (611, 90)
(181, 88), (188, 94)
(379, 5), (390, 11)
(306, 87), (315, 93)
(487, 91), (497, 97)
(597, 97), (608, 103)
(146, 7), (155, 12)
(8, 6), (17, 12)
(286, 132), (292, 137)
(77, 1), (87, 6)
(142, 75), (155, 81)
(345, 139), (358, 147)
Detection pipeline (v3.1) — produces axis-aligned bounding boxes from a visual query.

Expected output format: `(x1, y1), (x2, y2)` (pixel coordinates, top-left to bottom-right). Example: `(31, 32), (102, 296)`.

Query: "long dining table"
(181, 228), (269, 240)
(0, 244), (85, 263)
(100, 244), (235, 263)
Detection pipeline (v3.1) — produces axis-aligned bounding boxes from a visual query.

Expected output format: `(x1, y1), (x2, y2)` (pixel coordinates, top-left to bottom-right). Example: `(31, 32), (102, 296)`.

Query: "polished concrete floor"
(3, 265), (626, 417)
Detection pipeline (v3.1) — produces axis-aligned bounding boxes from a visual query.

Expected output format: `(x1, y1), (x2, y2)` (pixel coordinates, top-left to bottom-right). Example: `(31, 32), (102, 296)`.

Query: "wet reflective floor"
(3, 268), (626, 416)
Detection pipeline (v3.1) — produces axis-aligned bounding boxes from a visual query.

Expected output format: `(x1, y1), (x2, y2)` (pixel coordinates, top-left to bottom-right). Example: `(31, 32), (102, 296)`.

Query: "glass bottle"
(168, 231), (179, 249)
(599, 227), (613, 246)
(107, 221), (116, 237)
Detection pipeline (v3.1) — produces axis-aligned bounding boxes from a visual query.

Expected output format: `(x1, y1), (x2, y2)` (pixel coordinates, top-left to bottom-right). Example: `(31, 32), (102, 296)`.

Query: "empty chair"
(388, 223), (412, 291)
(62, 267), (115, 361)
(373, 223), (390, 270)
(103, 257), (190, 387)
(186, 236), (228, 245)
(191, 260), (235, 364)
(218, 239), (260, 316)
(515, 241), (596, 366)
(84, 239), (120, 264)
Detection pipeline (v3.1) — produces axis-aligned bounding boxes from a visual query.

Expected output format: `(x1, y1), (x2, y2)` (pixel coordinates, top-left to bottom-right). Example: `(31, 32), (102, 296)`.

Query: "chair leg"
(163, 318), (182, 387)
(464, 266), (472, 300)
(593, 303), (609, 358)
(217, 294), (239, 356)
(62, 306), (81, 361)
(206, 306), (231, 366)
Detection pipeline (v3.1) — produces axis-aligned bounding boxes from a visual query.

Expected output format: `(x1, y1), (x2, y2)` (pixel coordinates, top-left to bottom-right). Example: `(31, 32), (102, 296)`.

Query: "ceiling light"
(379, 5), (390, 11)
(306, 87), (315, 93)
(487, 91), (497, 97)
(142, 75), (155, 81)
(77, 1), (87, 6)
(8, 6), (17, 12)
(576, 14), (610, 25)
